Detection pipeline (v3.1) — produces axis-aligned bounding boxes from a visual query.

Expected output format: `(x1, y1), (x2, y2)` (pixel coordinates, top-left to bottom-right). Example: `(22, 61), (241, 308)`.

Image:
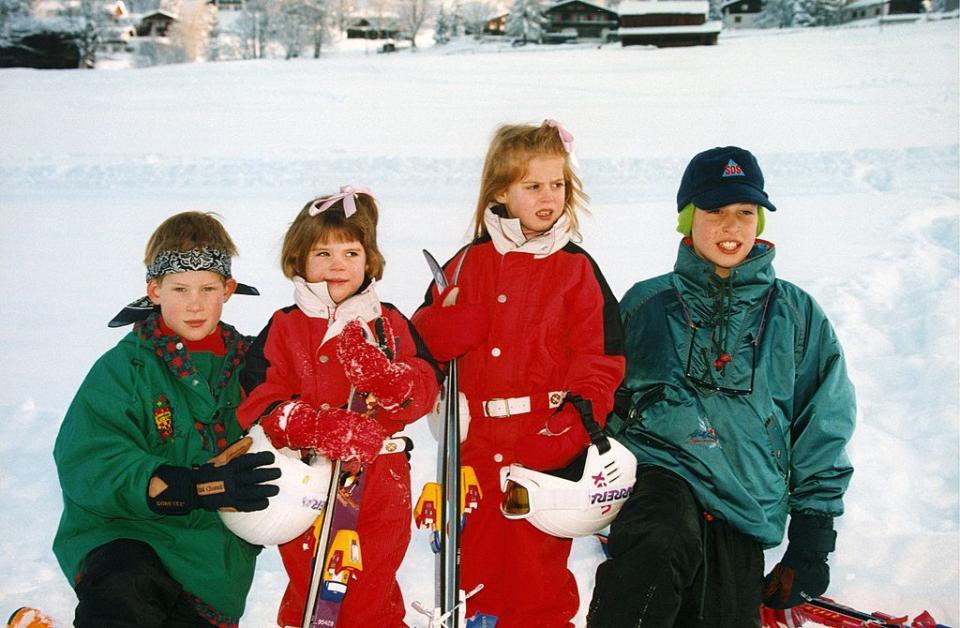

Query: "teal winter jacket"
(607, 240), (855, 546)
(53, 314), (259, 624)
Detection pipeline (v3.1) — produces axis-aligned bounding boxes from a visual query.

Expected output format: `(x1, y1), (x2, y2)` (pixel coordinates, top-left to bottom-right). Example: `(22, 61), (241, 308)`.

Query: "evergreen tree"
(756, 0), (794, 27)
(506, 0), (546, 43)
(434, 4), (449, 43)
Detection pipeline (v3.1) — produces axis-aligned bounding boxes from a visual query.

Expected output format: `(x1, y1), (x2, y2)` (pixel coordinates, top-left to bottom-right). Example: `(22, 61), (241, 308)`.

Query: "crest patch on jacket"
(153, 394), (174, 440)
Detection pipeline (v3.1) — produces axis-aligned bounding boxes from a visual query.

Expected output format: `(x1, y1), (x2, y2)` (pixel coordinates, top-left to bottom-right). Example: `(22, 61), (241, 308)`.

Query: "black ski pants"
(74, 538), (212, 628)
(587, 465), (764, 628)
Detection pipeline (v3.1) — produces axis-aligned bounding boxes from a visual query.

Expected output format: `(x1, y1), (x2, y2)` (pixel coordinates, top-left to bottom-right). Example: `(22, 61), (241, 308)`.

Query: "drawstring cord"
(706, 277), (734, 373)
(699, 511), (714, 620)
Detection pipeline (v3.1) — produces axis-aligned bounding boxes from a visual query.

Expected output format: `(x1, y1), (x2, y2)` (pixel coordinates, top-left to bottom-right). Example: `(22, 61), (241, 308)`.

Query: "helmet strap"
(558, 394), (611, 454)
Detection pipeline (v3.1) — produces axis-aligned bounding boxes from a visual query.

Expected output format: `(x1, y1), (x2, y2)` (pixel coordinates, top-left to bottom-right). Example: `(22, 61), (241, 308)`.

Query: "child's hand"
(147, 452), (282, 515)
(415, 286), (489, 362)
(261, 401), (386, 465)
(513, 406), (590, 471)
(337, 319), (414, 411)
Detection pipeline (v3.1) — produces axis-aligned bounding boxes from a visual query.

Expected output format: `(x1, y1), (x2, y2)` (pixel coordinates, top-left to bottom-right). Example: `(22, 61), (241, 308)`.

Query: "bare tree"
(397, 0), (432, 48)
(239, 0), (269, 57)
(332, 0), (355, 34)
(299, 0), (330, 58)
(168, 0), (216, 61)
(459, 0), (494, 36)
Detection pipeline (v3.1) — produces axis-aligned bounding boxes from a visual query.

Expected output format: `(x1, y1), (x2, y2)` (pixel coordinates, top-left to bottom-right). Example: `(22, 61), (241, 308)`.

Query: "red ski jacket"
(238, 300), (440, 628)
(414, 237), (625, 463)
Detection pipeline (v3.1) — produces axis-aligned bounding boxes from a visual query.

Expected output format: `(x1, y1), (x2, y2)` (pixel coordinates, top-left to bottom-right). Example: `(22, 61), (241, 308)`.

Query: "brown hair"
(144, 212), (237, 283)
(281, 193), (386, 281)
(473, 121), (588, 240)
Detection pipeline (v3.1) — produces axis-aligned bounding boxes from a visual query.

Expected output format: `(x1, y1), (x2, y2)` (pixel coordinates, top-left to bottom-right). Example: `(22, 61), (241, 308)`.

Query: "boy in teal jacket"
(53, 212), (280, 627)
(588, 147), (855, 627)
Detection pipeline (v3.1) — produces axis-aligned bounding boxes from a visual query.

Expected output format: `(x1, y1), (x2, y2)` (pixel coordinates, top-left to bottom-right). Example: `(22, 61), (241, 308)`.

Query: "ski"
(760, 595), (946, 628)
(412, 248), (480, 628)
(300, 391), (375, 628)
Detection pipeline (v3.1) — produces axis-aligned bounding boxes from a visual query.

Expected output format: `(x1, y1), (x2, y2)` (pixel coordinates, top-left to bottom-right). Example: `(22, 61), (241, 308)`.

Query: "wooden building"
(618, 0), (721, 47)
(720, 0), (761, 28)
(346, 16), (405, 39)
(137, 10), (177, 37)
(543, 0), (619, 41)
(839, 0), (923, 22)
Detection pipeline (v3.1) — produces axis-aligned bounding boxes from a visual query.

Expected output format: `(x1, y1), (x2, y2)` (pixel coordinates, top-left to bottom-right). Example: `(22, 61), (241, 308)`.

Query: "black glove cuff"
(147, 464), (197, 515)
(787, 513), (837, 555)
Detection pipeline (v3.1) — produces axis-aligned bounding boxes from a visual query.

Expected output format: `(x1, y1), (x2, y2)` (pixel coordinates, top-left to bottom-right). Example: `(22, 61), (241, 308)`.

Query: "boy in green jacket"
(588, 147), (855, 627)
(53, 212), (281, 628)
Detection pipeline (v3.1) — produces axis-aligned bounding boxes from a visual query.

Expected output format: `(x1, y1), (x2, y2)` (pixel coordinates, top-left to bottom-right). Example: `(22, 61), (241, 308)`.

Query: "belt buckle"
(484, 398), (509, 418)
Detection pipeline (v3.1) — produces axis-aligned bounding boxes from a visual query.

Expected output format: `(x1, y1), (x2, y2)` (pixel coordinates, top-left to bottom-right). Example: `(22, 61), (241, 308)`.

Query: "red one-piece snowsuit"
(412, 212), (625, 627)
(239, 283), (440, 628)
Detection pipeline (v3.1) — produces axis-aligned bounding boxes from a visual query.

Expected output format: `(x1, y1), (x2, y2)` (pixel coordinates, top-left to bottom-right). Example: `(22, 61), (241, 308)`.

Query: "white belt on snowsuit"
(479, 391), (566, 418)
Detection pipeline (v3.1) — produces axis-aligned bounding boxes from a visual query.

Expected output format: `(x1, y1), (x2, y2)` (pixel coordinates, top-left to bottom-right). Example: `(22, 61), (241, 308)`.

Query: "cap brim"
(690, 183), (777, 212)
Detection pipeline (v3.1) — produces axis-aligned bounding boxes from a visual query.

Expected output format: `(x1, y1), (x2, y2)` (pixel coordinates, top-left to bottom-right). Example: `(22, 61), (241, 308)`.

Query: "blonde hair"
(473, 122), (588, 240)
(144, 212), (237, 283)
(281, 194), (386, 281)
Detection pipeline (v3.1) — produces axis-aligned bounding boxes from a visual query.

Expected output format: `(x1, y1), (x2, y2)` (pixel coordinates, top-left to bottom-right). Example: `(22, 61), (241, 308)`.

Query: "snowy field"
(1, 18), (958, 627)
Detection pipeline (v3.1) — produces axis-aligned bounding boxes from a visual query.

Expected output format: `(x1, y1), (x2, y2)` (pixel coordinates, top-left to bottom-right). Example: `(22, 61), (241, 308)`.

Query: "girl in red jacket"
(412, 121), (625, 627)
(238, 187), (441, 628)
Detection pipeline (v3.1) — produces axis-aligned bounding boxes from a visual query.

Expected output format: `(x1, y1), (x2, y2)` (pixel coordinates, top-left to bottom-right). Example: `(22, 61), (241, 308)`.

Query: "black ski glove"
(148, 451), (281, 515)
(763, 513), (836, 609)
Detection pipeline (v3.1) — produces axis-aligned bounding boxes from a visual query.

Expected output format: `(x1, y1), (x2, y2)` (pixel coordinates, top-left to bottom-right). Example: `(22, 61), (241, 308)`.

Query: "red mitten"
(513, 406), (591, 471)
(337, 319), (414, 411)
(260, 401), (386, 464)
(414, 287), (489, 362)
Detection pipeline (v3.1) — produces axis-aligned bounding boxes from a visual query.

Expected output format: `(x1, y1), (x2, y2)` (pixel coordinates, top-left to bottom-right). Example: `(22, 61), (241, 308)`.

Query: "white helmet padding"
(499, 394), (637, 539)
(219, 424), (333, 546)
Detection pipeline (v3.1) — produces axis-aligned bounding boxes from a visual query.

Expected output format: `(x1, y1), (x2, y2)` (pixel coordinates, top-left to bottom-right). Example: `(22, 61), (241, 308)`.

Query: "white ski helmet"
(499, 437), (637, 539)
(219, 424), (333, 546)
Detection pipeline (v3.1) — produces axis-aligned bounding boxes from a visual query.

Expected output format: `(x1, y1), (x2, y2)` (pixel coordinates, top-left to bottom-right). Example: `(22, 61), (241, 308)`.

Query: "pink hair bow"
(544, 119), (574, 153)
(309, 185), (373, 218)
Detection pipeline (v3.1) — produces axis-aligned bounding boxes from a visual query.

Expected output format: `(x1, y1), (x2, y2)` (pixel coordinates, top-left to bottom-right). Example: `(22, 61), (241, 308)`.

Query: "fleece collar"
(292, 276), (382, 345)
(483, 205), (572, 258)
(672, 238), (777, 315)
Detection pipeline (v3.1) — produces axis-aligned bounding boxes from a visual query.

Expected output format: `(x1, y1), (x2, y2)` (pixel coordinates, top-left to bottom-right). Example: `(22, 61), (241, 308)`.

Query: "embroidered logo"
(153, 394), (174, 440)
(687, 417), (719, 447)
(722, 159), (745, 177)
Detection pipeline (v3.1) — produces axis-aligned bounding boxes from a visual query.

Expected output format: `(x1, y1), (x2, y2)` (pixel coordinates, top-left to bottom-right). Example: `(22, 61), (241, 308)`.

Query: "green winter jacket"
(607, 240), (855, 547)
(53, 314), (258, 623)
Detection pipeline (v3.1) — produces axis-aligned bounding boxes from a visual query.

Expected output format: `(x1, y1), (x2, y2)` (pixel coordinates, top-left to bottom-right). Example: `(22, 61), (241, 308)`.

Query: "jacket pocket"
(763, 413), (789, 480)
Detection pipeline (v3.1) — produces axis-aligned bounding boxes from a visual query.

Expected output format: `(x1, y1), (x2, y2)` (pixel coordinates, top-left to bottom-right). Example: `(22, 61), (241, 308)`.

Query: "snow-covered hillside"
(1, 19), (957, 627)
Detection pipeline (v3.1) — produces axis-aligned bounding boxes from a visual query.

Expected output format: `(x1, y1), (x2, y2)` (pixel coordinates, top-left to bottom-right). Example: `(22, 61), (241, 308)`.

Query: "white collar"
(483, 207), (572, 258)
(292, 276), (382, 345)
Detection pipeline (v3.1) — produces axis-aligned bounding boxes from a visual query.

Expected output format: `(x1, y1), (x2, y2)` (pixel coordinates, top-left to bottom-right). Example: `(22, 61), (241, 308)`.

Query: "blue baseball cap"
(676, 146), (777, 212)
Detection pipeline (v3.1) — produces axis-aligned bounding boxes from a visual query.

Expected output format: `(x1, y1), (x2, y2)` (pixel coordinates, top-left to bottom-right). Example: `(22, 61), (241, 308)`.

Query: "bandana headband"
(145, 246), (232, 282)
(309, 185), (374, 219)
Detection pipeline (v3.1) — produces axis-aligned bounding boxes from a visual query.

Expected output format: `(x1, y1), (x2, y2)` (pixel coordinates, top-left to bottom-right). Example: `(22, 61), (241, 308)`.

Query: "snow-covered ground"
(1, 19), (957, 627)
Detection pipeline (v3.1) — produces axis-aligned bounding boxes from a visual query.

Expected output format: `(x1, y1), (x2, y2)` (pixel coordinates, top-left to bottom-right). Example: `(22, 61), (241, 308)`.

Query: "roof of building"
(843, 0), (887, 8)
(719, 0), (754, 10)
(548, 0), (619, 14)
(618, 19), (722, 33)
(619, 0), (710, 15)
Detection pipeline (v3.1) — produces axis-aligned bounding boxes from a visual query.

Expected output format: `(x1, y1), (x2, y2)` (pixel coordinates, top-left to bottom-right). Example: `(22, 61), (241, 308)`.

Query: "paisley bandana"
(146, 247), (232, 281)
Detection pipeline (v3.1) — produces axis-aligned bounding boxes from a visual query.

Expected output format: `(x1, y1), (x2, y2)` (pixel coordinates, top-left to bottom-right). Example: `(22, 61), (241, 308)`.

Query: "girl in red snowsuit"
(238, 188), (441, 628)
(412, 121), (625, 627)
